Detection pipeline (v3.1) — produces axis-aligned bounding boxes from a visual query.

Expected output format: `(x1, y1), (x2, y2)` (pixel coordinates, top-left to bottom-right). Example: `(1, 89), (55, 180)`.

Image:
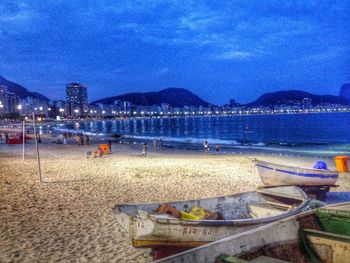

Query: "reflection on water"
(55, 113), (350, 156)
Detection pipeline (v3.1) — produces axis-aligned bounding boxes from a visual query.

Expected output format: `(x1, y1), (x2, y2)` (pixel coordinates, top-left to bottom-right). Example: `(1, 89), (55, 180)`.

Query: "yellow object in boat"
(180, 211), (201, 220)
(190, 205), (211, 218)
(180, 206), (211, 220)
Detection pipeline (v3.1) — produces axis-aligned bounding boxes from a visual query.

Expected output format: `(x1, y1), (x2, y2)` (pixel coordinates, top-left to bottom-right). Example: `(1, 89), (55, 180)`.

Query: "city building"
(66, 83), (88, 117)
(0, 85), (18, 114)
(0, 85), (8, 114)
(303, 98), (312, 110)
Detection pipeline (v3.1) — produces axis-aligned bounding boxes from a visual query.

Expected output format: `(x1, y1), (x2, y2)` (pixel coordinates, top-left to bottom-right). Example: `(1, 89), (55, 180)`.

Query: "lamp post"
(32, 113), (42, 183)
(17, 104), (22, 115)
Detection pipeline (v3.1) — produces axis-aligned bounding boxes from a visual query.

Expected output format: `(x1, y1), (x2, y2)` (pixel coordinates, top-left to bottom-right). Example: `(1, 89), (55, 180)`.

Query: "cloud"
(214, 51), (254, 60)
(304, 46), (350, 61)
(154, 67), (170, 76)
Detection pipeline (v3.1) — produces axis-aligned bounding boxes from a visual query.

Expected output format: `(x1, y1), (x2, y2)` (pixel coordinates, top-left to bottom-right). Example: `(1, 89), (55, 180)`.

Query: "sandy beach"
(1, 138), (349, 262)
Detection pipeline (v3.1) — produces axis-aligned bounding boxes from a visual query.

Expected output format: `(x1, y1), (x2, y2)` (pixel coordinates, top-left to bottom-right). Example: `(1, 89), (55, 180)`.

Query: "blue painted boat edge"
(256, 164), (338, 179)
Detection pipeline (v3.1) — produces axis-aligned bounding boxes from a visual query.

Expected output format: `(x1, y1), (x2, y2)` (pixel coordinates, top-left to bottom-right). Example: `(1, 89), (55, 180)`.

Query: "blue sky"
(0, 0), (349, 104)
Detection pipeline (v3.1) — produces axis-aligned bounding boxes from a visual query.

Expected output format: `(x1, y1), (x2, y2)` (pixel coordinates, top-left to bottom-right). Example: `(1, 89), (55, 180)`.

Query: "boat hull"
(301, 229), (350, 263)
(255, 160), (338, 186)
(115, 213), (266, 248)
(316, 203), (350, 236)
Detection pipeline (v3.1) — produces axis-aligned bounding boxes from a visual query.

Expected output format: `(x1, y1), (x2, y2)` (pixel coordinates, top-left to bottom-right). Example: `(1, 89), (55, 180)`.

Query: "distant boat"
(253, 159), (339, 186)
(155, 201), (350, 263)
(113, 186), (312, 259)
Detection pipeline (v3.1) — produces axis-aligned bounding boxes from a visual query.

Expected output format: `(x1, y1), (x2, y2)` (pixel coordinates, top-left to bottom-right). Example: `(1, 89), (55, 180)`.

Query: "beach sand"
(1, 139), (349, 262)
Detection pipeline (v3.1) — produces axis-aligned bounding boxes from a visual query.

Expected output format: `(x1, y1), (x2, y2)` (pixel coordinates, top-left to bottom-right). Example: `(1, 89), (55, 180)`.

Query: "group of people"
(75, 133), (90, 145)
(56, 132), (90, 145)
(204, 141), (220, 154)
(91, 140), (112, 158)
(152, 139), (163, 151)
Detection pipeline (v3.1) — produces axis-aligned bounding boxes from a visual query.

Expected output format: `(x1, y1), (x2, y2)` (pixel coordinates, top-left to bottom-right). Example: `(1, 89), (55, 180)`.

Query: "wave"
(123, 135), (241, 146)
(52, 127), (102, 136)
(123, 134), (349, 155)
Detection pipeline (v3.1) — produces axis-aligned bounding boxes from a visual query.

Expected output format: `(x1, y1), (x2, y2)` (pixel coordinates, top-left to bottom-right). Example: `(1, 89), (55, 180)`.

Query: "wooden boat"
(113, 186), (313, 258)
(253, 159), (339, 186)
(315, 203), (350, 236)
(155, 201), (350, 263)
(301, 229), (350, 263)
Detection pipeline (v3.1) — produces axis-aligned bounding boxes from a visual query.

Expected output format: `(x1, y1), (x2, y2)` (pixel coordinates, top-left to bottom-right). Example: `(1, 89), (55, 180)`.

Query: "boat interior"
(115, 187), (307, 221)
(213, 203), (350, 263)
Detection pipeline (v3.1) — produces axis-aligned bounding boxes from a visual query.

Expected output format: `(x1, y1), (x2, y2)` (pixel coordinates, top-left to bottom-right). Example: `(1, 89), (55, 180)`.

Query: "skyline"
(1, 1), (350, 104)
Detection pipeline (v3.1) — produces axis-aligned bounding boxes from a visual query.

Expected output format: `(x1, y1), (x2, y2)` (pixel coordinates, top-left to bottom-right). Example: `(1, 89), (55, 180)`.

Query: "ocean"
(51, 112), (350, 157)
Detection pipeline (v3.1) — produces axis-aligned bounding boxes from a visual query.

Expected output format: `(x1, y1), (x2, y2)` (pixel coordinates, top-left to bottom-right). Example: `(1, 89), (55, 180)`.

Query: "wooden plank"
(248, 204), (283, 218)
(266, 201), (292, 210)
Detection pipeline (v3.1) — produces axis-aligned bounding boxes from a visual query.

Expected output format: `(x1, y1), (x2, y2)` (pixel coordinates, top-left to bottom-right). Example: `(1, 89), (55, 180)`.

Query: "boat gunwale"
(301, 228), (350, 242)
(113, 186), (307, 210)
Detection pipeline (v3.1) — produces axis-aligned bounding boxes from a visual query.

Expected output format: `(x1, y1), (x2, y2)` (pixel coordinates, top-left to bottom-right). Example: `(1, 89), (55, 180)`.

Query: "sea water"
(53, 112), (350, 157)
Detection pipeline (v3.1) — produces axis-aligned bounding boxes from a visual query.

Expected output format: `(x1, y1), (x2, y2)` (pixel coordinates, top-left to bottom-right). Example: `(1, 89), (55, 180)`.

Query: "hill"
(340, 83), (350, 103)
(0, 75), (50, 102)
(246, 90), (348, 107)
(92, 88), (210, 107)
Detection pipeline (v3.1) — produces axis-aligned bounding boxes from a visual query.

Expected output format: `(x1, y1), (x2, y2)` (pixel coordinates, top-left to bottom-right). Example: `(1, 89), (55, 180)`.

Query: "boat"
(300, 202), (350, 262)
(301, 229), (350, 263)
(253, 159), (339, 186)
(154, 201), (350, 263)
(113, 186), (315, 259)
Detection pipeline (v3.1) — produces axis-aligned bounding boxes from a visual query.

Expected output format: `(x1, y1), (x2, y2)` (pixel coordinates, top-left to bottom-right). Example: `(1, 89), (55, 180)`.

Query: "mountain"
(246, 90), (348, 107)
(339, 83), (350, 103)
(0, 75), (50, 102)
(92, 88), (210, 107)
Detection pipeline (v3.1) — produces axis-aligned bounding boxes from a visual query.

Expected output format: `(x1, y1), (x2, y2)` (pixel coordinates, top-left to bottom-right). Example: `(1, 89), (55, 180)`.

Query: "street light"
(17, 105), (22, 110)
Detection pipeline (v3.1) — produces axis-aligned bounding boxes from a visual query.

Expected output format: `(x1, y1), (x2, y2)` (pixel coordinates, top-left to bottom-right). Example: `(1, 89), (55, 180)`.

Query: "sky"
(0, 0), (349, 105)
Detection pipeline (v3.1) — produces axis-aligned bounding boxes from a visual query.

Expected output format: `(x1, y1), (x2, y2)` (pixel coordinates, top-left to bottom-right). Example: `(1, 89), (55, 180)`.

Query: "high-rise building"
(0, 85), (18, 114)
(66, 83), (88, 116)
(302, 97), (312, 110)
(0, 85), (8, 113)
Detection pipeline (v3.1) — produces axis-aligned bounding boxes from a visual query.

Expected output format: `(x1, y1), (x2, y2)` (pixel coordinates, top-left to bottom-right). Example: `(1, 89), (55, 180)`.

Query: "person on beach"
(153, 139), (157, 151)
(94, 146), (104, 158)
(204, 141), (209, 154)
(76, 135), (80, 145)
(215, 143), (220, 153)
(85, 135), (90, 145)
(142, 143), (148, 156)
(108, 140), (112, 153)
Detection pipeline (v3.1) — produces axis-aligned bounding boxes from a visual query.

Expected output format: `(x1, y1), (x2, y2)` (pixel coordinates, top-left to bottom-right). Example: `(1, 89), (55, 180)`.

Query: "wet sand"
(1, 139), (349, 262)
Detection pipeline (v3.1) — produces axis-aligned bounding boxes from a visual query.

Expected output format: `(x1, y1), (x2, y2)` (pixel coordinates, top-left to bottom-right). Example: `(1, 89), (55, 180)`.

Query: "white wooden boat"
(253, 159), (339, 186)
(113, 186), (313, 258)
(155, 201), (350, 263)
